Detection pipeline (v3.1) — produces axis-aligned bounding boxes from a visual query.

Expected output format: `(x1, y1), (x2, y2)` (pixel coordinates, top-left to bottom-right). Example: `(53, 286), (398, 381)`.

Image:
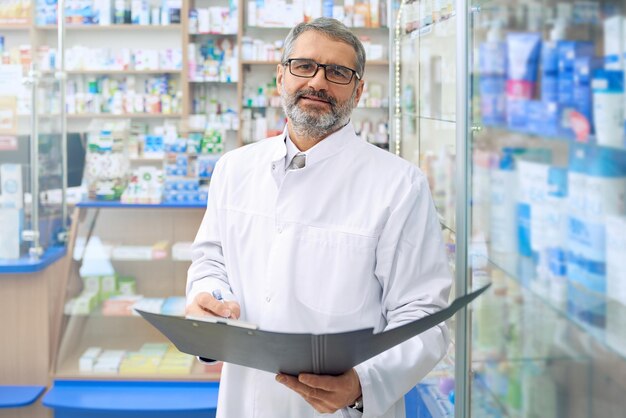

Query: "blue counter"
(43, 380), (218, 418)
(0, 385), (45, 408)
(76, 201), (206, 209)
(0, 246), (66, 274)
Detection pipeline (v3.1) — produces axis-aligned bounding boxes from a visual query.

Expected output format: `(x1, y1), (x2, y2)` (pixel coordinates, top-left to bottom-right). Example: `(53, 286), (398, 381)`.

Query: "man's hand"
(275, 368), (362, 414)
(185, 292), (241, 319)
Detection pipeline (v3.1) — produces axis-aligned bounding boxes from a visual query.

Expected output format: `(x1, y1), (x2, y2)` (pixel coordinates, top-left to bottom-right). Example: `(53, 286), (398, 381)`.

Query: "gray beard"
(281, 86), (357, 142)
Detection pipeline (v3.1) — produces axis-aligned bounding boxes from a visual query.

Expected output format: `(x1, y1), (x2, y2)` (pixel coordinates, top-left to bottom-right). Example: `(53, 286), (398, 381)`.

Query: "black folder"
(136, 284), (489, 376)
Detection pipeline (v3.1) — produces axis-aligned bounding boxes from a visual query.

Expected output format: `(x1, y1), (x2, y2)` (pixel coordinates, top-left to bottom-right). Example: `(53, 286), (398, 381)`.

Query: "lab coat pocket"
(294, 226), (377, 316)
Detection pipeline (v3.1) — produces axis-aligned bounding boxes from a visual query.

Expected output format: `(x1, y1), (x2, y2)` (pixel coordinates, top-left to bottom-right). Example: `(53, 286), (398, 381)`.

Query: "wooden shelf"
(241, 60), (280, 65)
(36, 24), (183, 31)
(241, 59), (388, 67)
(67, 113), (182, 119)
(367, 60), (389, 66)
(189, 31), (237, 36)
(246, 25), (389, 31)
(42, 69), (182, 75)
(0, 23), (31, 30)
(189, 79), (237, 84)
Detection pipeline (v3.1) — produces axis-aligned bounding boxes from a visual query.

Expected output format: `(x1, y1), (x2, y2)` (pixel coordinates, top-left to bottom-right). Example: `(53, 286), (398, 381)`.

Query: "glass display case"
(462, 0), (626, 416)
(394, 0), (626, 416)
(392, 1), (458, 415)
(0, 60), (67, 263)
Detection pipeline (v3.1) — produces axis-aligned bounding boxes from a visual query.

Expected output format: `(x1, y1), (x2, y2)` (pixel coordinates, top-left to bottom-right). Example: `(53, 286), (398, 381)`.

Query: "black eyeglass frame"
(283, 58), (362, 85)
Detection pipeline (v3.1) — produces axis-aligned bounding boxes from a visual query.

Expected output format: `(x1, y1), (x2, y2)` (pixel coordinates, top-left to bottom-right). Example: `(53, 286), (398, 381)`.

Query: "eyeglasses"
(283, 58), (361, 85)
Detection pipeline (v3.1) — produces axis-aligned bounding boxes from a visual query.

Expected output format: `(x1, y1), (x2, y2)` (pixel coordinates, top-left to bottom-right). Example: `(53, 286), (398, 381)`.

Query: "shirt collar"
(284, 132), (301, 170)
(272, 122), (358, 169)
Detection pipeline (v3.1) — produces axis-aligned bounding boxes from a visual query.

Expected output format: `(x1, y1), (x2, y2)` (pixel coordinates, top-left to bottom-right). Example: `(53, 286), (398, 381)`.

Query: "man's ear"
(276, 64), (284, 95)
(353, 79), (365, 106)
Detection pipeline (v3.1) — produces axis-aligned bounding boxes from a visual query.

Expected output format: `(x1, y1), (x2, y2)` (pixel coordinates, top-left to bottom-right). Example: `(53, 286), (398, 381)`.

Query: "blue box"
(557, 41), (595, 75)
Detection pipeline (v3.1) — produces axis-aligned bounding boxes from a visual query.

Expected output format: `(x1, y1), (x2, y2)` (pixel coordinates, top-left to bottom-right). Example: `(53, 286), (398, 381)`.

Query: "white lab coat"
(187, 123), (452, 418)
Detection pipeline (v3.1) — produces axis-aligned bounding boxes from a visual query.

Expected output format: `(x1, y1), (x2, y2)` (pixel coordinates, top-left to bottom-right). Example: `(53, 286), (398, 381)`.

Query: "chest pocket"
(293, 226), (377, 316)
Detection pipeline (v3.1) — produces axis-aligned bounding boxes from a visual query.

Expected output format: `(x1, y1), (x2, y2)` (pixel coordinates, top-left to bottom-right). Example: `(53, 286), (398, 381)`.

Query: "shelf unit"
(53, 202), (213, 384)
(454, 0), (626, 414)
(1, 1), (392, 148)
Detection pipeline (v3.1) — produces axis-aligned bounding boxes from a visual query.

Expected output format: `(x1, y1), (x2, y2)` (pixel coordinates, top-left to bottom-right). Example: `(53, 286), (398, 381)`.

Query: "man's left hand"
(275, 368), (362, 414)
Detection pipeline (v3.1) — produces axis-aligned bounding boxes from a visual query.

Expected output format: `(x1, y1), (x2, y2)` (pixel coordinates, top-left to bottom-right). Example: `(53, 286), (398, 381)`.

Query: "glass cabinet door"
(0, 61), (66, 260)
(393, 1), (458, 415)
(467, 0), (626, 416)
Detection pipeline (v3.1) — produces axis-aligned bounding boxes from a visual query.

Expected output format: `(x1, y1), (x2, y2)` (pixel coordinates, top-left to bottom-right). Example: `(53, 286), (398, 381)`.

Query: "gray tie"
(287, 152), (306, 170)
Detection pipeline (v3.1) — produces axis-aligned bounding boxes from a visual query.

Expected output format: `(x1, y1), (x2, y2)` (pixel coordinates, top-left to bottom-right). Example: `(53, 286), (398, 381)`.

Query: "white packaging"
(0, 164), (23, 209)
(112, 245), (153, 260)
(247, 1), (257, 26)
(79, 347), (103, 372)
(101, 275), (118, 296)
(592, 72), (624, 147)
(604, 16), (623, 70)
(490, 166), (518, 254)
(172, 241), (193, 261)
(607, 216), (626, 357)
(94, 0), (112, 25)
(0, 208), (21, 259)
(82, 275), (101, 296)
(151, 7), (160, 25)
(606, 216), (626, 303)
(198, 9), (210, 33)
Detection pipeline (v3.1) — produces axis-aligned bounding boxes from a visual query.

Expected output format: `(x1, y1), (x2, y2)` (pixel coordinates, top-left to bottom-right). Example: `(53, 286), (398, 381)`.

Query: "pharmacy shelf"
(129, 157), (164, 163)
(402, 112), (456, 124)
(367, 60), (390, 66)
(67, 113), (182, 119)
(481, 126), (626, 152)
(484, 252), (626, 364)
(36, 24), (182, 31)
(42, 70), (182, 75)
(241, 60), (281, 65)
(0, 23), (31, 30)
(246, 25), (388, 31)
(0, 246), (66, 274)
(241, 59), (389, 66)
(76, 201), (205, 209)
(188, 79), (237, 84)
(54, 314), (221, 381)
(189, 31), (237, 36)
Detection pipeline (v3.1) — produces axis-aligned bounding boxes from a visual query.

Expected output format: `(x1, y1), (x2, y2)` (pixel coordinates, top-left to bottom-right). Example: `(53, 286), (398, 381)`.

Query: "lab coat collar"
(270, 121), (358, 168)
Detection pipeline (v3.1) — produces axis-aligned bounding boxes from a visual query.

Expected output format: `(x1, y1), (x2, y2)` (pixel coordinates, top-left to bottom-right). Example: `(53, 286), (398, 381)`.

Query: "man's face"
(277, 31), (364, 138)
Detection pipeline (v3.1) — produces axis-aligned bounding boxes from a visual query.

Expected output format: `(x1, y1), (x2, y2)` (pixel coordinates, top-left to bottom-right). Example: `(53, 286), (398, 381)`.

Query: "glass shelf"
(477, 251), (626, 365)
(476, 126), (626, 153)
(76, 201), (206, 209)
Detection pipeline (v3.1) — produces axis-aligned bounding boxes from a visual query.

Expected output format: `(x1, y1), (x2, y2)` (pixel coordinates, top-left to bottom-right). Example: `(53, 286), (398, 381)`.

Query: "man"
(186, 17), (452, 418)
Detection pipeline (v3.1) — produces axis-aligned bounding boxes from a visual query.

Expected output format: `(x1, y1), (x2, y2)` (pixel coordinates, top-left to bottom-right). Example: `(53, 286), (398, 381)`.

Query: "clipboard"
(136, 284), (490, 376)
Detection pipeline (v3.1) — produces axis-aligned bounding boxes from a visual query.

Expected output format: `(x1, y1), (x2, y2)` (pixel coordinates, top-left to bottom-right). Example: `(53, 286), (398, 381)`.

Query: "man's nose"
(306, 67), (330, 90)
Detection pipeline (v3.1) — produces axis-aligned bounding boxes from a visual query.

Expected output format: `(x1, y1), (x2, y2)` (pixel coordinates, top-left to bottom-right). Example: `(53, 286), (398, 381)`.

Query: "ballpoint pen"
(212, 289), (224, 302)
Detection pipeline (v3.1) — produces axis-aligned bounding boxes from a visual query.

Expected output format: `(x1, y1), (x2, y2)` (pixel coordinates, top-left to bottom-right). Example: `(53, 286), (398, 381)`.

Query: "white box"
(172, 242), (193, 261)
(0, 208), (21, 259)
(112, 245), (153, 260)
(79, 347), (103, 372)
(604, 16), (623, 70)
(1, 164), (23, 209)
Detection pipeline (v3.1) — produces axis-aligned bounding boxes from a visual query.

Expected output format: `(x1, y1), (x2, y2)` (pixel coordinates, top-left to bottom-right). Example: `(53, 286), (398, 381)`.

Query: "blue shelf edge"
(0, 246), (66, 274)
(0, 385), (46, 408)
(42, 380), (218, 413)
(76, 201), (207, 209)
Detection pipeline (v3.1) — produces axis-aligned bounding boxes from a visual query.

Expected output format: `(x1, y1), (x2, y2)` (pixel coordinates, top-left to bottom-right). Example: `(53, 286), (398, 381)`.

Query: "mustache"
(295, 89), (337, 106)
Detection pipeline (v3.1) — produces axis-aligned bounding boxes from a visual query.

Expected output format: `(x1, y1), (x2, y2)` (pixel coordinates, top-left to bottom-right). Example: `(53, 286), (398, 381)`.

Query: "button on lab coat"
(187, 123), (452, 418)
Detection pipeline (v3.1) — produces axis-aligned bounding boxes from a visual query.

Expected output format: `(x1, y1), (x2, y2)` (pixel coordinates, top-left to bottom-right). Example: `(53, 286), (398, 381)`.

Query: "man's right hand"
(186, 292), (241, 319)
